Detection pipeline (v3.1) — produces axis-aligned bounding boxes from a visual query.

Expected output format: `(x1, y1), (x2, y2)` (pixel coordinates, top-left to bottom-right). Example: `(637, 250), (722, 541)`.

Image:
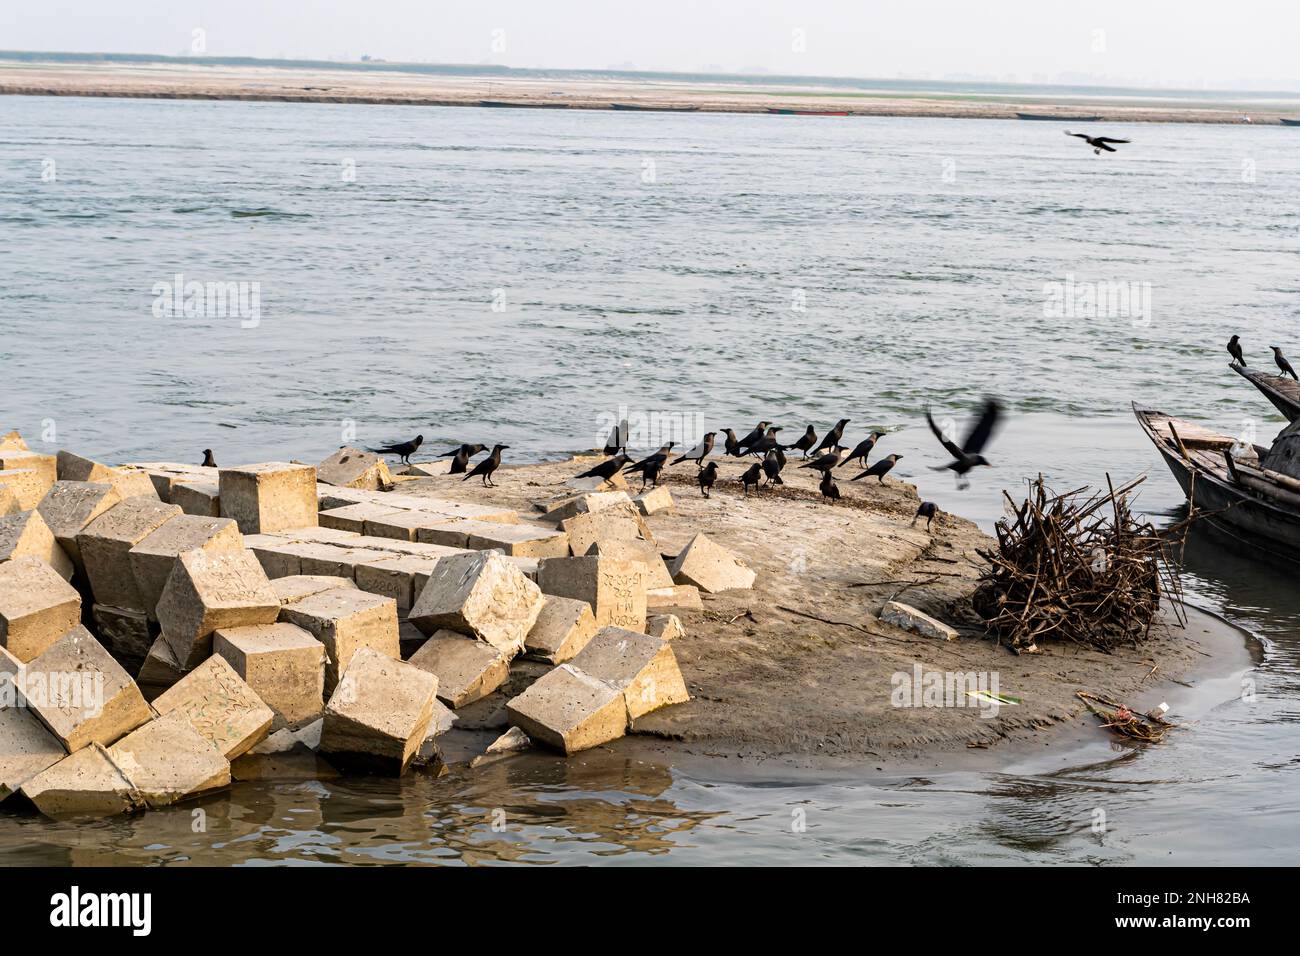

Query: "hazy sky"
(4, 1), (1298, 90)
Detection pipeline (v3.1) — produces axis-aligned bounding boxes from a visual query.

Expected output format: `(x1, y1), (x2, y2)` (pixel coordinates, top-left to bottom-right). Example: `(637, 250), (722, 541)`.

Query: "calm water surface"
(0, 96), (1297, 864)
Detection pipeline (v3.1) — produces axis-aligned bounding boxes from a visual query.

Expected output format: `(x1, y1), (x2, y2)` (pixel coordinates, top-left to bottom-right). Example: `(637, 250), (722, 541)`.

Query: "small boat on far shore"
(766, 107), (850, 116)
(479, 100), (570, 109)
(1280, 118), (1300, 126)
(1232, 364), (1300, 422)
(609, 103), (700, 112)
(1016, 112), (1102, 122)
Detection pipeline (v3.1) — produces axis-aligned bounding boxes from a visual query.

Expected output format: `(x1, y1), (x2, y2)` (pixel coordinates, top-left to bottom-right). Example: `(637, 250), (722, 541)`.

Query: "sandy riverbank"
(389, 454), (1256, 770)
(3, 59), (1297, 125)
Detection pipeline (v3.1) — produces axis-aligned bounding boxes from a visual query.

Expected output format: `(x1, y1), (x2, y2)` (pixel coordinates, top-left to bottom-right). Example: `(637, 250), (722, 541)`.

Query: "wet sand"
(395, 456), (1256, 770)
(2, 60), (1295, 125)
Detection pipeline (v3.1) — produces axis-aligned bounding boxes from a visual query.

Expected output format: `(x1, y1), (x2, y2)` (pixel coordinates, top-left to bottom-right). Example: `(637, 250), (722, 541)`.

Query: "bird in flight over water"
(1064, 130), (1131, 155)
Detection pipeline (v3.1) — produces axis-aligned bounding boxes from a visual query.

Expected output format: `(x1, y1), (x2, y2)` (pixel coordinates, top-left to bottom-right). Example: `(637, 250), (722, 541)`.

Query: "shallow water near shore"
(2, 96), (1299, 865)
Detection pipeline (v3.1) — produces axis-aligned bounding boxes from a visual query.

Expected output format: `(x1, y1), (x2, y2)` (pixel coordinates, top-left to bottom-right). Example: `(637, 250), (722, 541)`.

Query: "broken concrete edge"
(879, 600), (960, 641)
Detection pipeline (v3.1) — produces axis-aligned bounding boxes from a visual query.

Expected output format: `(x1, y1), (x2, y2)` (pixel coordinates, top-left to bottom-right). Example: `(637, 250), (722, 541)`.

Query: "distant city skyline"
(4, 0), (1298, 92)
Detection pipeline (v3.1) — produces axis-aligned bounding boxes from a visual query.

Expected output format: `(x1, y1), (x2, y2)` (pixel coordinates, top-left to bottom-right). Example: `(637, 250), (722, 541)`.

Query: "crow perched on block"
(201, 449), (216, 468)
(371, 434), (423, 464)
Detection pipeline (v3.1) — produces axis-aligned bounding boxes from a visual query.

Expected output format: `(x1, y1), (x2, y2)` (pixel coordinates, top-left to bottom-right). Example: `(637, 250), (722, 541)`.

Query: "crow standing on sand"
(785, 425), (818, 458)
(201, 449), (217, 468)
(672, 433), (715, 467)
(841, 431), (885, 470)
(1227, 334), (1247, 367)
(1272, 346), (1298, 380)
(912, 501), (938, 529)
(819, 470), (841, 504)
(573, 453), (630, 481)
(736, 422), (771, 455)
(851, 453), (903, 483)
(739, 462), (763, 495)
(762, 448), (785, 486)
(720, 428), (743, 458)
(926, 397), (1003, 488)
(371, 434), (423, 465)
(1065, 130), (1131, 154)
(439, 442), (485, 459)
(799, 446), (845, 475)
(698, 461), (719, 498)
(624, 443), (675, 490)
(810, 418), (850, 457)
(746, 426), (783, 457)
(463, 444), (507, 486)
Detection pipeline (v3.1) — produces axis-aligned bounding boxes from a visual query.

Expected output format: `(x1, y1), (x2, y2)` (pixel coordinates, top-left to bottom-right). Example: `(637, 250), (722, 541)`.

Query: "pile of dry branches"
(973, 475), (1186, 653)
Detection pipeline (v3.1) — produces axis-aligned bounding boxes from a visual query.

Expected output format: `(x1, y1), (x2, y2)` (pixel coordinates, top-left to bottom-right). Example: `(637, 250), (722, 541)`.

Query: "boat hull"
(1135, 404), (1300, 564)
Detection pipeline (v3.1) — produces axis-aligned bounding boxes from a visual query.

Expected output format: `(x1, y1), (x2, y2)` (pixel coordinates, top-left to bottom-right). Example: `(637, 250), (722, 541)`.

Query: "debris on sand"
(1077, 691), (1175, 743)
(973, 475), (1186, 653)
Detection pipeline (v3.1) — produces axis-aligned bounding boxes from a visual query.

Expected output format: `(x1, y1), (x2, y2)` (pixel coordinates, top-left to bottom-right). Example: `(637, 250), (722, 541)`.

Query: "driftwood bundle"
(973, 475), (1186, 652)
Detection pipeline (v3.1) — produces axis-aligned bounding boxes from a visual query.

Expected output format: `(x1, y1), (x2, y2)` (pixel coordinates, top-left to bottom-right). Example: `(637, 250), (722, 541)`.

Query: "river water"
(1, 94), (1297, 864)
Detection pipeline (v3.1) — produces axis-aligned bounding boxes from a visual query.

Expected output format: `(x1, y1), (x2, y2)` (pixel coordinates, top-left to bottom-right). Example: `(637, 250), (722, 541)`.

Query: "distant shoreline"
(4, 57), (1300, 125)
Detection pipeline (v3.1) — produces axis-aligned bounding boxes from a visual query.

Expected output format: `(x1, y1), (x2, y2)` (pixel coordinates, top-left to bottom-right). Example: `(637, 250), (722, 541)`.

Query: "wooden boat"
(1232, 364), (1300, 421)
(1134, 402), (1300, 563)
(766, 108), (850, 116)
(479, 100), (570, 109)
(1016, 112), (1101, 122)
(1280, 118), (1300, 126)
(609, 103), (700, 112)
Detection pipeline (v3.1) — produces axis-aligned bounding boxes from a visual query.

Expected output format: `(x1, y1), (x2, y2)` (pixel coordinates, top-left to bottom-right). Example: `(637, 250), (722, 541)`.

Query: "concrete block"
(23, 625), (151, 751)
(219, 462), (318, 533)
(35, 480), (121, 572)
(0, 431), (27, 452)
(271, 574), (356, 605)
(278, 586), (399, 694)
(107, 710), (230, 808)
(171, 480), (221, 516)
(354, 554), (445, 612)
(123, 461), (218, 502)
(135, 635), (201, 703)
(156, 548), (281, 663)
(0, 468), (50, 510)
(646, 584), (703, 610)
(407, 630), (509, 708)
(540, 490), (633, 524)
(462, 521), (570, 558)
(880, 601), (959, 641)
(109, 469), (160, 501)
(586, 538), (674, 589)
(633, 486), (675, 516)
(669, 533), (756, 593)
(505, 664), (628, 755)
(0, 485), (18, 517)
(91, 604), (156, 673)
(0, 556), (82, 662)
(646, 614), (685, 641)
(317, 447), (393, 491)
(403, 459), (451, 477)
(1, 699), (65, 802)
(19, 743), (141, 818)
(408, 550), (544, 657)
(564, 472), (628, 493)
(536, 555), (647, 632)
(569, 627), (689, 721)
(560, 503), (656, 557)
(128, 514), (243, 619)
(0, 509), (74, 580)
(319, 647), (437, 774)
(78, 497), (182, 611)
(0, 451), (56, 493)
(56, 453), (158, 499)
(318, 502), (405, 534)
(151, 654), (275, 759)
(214, 622), (325, 730)
(524, 595), (598, 664)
